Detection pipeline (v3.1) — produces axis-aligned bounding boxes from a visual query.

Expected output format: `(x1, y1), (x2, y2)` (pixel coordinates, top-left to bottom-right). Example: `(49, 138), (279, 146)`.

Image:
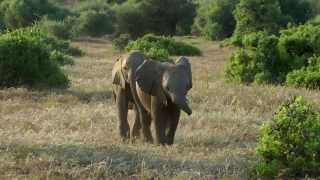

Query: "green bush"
(38, 17), (74, 40)
(192, 0), (238, 40)
(308, 15), (320, 26)
(72, 1), (115, 37)
(126, 34), (201, 61)
(256, 96), (320, 178)
(0, 27), (69, 88)
(225, 24), (320, 89)
(24, 24), (82, 58)
(112, 33), (131, 51)
(139, 0), (196, 35)
(286, 56), (320, 89)
(231, 0), (286, 45)
(112, 0), (147, 38)
(0, 0), (71, 30)
(225, 32), (281, 84)
(278, 24), (320, 72)
(113, 0), (196, 37)
(50, 50), (74, 66)
(278, 0), (312, 24)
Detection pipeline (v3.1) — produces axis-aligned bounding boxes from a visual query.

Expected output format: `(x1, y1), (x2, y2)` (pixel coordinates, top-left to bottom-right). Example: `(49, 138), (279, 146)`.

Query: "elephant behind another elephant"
(111, 51), (145, 142)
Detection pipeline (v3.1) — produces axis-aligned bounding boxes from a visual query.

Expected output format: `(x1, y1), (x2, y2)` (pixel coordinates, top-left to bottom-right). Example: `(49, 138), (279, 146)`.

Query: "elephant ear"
(136, 60), (167, 105)
(112, 57), (126, 89)
(176, 56), (192, 90)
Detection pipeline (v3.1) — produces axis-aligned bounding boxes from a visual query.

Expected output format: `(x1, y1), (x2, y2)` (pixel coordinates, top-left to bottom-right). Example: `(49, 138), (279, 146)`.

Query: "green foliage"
(278, 24), (320, 72)
(50, 50), (74, 66)
(112, 0), (147, 38)
(113, 0), (196, 37)
(72, 1), (115, 37)
(231, 0), (313, 45)
(192, 0), (238, 40)
(139, 0), (197, 35)
(38, 17), (75, 39)
(0, 27), (69, 88)
(225, 32), (281, 84)
(0, 0), (71, 30)
(112, 33), (131, 51)
(126, 34), (201, 61)
(308, 0), (320, 15)
(232, 0), (286, 44)
(225, 24), (320, 89)
(278, 0), (312, 24)
(75, 9), (115, 37)
(308, 15), (320, 26)
(286, 56), (320, 89)
(256, 96), (320, 178)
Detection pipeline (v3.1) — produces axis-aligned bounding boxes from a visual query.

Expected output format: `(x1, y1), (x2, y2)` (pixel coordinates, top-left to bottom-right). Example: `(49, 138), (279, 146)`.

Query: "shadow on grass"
(63, 90), (113, 103)
(0, 143), (251, 178)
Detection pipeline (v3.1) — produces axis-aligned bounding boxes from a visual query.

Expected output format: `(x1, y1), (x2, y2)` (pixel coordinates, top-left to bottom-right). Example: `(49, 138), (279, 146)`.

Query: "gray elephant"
(134, 56), (193, 145)
(111, 51), (145, 141)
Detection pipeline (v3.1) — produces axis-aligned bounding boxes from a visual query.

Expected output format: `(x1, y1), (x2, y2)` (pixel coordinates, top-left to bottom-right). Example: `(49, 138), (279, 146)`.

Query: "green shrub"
(112, 33), (131, 51)
(308, 15), (320, 26)
(192, 0), (238, 40)
(75, 1), (115, 37)
(232, 0), (287, 45)
(256, 96), (320, 178)
(77, 10), (115, 37)
(126, 34), (201, 61)
(286, 56), (320, 89)
(112, 0), (147, 38)
(23, 25), (82, 58)
(50, 50), (74, 66)
(113, 0), (196, 37)
(139, 0), (196, 35)
(225, 32), (282, 84)
(0, 0), (71, 30)
(225, 24), (320, 89)
(38, 17), (74, 40)
(278, 0), (312, 24)
(0, 27), (69, 88)
(278, 24), (320, 72)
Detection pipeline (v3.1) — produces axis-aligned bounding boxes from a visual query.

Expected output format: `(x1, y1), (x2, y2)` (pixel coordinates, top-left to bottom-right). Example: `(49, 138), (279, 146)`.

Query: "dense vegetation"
(192, 0), (238, 40)
(0, 27), (69, 88)
(125, 34), (201, 61)
(225, 24), (320, 89)
(256, 96), (320, 178)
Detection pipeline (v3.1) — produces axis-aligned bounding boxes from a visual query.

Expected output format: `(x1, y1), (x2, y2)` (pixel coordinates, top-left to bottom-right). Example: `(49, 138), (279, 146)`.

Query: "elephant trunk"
(174, 95), (192, 115)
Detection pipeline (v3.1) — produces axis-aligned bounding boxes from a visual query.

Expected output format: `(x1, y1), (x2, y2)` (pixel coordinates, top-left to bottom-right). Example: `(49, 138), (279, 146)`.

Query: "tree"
(140, 0), (196, 35)
(232, 0), (287, 44)
(192, 0), (239, 40)
(278, 0), (312, 24)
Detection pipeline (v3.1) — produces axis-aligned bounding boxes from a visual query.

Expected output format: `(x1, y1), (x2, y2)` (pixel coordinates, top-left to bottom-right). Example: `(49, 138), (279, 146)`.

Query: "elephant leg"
(166, 107), (181, 145)
(152, 98), (167, 145)
(130, 105), (141, 142)
(139, 108), (153, 143)
(116, 88), (130, 142)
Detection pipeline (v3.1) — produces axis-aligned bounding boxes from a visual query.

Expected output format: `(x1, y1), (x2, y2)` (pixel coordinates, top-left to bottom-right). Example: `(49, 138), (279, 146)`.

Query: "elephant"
(134, 56), (193, 145)
(111, 51), (146, 142)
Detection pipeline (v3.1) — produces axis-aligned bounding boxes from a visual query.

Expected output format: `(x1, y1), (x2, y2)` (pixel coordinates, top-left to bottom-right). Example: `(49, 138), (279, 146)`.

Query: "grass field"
(1, 37), (320, 179)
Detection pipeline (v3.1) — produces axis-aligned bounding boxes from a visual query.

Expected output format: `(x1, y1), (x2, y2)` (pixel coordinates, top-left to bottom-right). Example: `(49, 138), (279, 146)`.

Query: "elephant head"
(112, 51), (145, 89)
(135, 56), (193, 115)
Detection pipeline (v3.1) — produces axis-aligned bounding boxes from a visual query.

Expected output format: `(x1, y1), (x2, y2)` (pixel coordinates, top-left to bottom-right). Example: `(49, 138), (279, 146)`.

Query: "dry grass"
(1, 37), (320, 179)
